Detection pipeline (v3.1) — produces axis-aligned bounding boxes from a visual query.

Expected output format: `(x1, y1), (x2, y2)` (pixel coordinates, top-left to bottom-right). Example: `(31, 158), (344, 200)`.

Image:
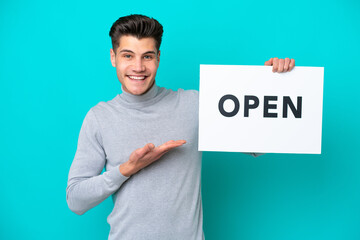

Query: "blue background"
(1, 0), (360, 239)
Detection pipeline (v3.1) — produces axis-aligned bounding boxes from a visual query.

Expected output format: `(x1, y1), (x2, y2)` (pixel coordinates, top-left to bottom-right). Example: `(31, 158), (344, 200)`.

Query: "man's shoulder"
(179, 88), (199, 95)
(167, 88), (199, 111)
(171, 88), (199, 99)
(88, 95), (120, 116)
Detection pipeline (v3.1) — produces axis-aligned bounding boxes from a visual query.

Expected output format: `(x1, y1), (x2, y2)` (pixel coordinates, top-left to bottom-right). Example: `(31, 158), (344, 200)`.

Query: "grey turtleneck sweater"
(66, 84), (204, 240)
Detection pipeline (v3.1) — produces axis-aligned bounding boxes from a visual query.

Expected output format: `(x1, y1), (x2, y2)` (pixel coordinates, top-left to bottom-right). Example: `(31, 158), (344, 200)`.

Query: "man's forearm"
(66, 166), (128, 215)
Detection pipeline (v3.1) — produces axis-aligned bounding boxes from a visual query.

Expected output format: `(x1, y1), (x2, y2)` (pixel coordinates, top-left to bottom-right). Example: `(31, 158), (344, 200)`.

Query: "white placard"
(198, 65), (324, 154)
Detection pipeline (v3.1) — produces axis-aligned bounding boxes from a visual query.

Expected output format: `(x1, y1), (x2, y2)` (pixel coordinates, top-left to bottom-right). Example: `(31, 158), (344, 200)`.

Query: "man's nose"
(133, 58), (145, 72)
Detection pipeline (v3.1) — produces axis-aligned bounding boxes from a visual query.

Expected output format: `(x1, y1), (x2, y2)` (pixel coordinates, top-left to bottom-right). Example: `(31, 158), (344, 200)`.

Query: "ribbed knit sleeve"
(66, 109), (129, 215)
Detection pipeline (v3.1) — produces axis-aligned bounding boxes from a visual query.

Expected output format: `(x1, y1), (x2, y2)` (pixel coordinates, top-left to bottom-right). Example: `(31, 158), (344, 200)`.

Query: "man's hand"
(119, 140), (187, 177)
(264, 57), (295, 72)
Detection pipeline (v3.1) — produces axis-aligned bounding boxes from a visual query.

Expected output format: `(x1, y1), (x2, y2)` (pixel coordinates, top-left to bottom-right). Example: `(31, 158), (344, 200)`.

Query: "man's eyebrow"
(118, 49), (157, 55)
(119, 49), (134, 54)
(143, 51), (157, 55)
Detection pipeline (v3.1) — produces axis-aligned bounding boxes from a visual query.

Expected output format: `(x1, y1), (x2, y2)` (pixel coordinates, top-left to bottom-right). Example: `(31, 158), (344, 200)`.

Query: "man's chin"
(127, 87), (150, 95)
(122, 80), (155, 95)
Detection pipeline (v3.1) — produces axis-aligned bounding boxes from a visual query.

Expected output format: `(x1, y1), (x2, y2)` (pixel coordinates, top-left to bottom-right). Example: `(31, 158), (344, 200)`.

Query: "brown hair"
(109, 14), (164, 53)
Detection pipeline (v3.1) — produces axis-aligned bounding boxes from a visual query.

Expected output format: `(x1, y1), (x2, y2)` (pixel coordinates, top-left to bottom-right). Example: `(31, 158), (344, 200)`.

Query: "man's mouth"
(127, 75), (147, 80)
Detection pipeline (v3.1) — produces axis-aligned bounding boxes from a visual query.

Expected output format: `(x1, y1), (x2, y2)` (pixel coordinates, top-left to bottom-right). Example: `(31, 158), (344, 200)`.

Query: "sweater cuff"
(106, 165), (130, 187)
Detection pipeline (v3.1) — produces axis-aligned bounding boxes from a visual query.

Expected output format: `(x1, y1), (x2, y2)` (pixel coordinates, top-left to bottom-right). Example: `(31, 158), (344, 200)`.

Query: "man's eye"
(124, 55), (132, 59)
(144, 55), (153, 60)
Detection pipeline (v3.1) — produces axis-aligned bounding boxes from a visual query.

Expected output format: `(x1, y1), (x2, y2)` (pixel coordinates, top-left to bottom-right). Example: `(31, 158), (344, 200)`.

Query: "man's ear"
(110, 48), (116, 67)
(157, 50), (160, 63)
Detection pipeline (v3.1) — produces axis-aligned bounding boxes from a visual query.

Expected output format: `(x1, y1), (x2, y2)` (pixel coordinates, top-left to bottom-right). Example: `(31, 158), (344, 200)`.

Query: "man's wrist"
(119, 162), (134, 177)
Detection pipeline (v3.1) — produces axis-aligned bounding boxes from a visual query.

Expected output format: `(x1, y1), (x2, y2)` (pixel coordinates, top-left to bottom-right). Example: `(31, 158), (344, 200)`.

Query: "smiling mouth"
(127, 75), (147, 80)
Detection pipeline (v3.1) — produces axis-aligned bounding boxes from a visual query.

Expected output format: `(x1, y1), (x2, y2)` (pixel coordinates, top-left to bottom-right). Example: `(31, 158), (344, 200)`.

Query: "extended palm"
(120, 140), (186, 177)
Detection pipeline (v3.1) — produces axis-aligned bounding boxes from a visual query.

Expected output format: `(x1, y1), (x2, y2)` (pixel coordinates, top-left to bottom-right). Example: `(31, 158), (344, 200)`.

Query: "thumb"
(135, 143), (155, 158)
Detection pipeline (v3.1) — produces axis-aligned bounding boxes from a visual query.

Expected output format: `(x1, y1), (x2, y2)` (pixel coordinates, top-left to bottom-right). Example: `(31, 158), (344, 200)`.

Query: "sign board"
(198, 65), (324, 154)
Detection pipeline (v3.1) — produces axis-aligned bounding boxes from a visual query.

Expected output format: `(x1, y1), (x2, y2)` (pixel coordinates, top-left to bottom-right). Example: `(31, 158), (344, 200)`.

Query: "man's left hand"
(264, 57), (295, 73)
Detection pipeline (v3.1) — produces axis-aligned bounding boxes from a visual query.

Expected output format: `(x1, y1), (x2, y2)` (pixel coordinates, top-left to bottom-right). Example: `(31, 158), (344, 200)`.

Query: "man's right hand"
(119, 140), (187, 177)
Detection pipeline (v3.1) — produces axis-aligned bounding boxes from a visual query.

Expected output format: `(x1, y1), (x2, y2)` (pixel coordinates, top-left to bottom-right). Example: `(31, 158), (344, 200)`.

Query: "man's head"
(109, 14), (164, 95)
(109, 14), (163, 54)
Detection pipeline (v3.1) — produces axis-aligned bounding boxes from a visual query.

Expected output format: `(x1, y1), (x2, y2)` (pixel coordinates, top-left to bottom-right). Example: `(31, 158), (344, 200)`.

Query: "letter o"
(218, 94), (240, 117)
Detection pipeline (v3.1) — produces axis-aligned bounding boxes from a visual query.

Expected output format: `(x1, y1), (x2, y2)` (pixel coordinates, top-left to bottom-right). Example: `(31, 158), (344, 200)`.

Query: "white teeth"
(128, 76), (146, 80)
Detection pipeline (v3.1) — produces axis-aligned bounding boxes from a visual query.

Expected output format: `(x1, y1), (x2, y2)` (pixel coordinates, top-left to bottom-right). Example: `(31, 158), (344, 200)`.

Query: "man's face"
(110, 35), (160, 95)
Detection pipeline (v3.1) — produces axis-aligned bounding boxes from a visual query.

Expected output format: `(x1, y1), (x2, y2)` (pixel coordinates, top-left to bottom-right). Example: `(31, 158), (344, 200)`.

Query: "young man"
(66, 14), (295, 240)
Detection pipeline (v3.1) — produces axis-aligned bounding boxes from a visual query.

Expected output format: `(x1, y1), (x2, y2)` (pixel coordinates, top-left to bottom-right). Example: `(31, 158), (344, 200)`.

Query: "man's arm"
(66, 109), (185, 215)
(66, 109), (128, 215)
(242, 57), (295, 158)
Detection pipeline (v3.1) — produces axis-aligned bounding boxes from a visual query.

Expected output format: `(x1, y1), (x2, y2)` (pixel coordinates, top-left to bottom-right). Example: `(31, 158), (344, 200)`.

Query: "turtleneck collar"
(119, 83), (160, 103)
(115, 83), (167, 109)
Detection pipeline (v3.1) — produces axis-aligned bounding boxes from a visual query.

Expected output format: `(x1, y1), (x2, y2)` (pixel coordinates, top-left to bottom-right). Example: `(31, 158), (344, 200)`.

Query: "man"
(66, 14), (295, 240)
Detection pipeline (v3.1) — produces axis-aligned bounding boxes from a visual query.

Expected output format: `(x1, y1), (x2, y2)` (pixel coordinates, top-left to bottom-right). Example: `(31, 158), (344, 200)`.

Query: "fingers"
(272, 57), (279, 72)
(289, 58), (295, 71)
(159, 140), (186, 152)
(284, 58), (290, 71)
(141, 140), (186, 163)
(268, 57), (295, 72)
(278, 59), (285, 72)
(264, 58), (273, 66)
(136, 140), (185, 159)
(134, 143), (155, 159)
(159, 140), (186, 148)
(127, 140), (186, 175)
